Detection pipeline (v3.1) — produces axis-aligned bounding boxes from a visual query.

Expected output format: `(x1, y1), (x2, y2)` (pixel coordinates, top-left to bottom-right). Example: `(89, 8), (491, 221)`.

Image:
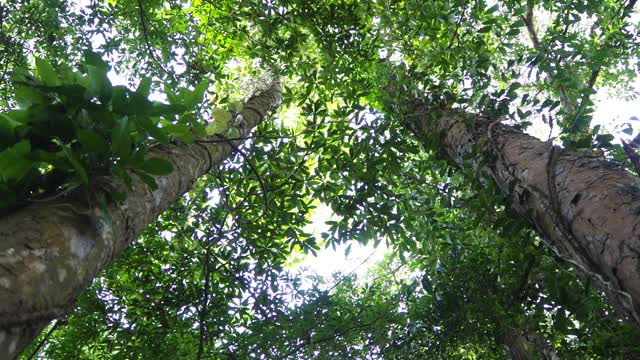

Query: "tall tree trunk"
(500, 327), (534, 360)
(0, 82), (281, 358)
(500, 327), (559, 360)
(405, 102), (640, 326)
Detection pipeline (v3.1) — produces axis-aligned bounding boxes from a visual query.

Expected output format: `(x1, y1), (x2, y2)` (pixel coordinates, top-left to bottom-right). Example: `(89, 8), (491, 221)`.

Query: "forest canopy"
(1, 0), (640, 358)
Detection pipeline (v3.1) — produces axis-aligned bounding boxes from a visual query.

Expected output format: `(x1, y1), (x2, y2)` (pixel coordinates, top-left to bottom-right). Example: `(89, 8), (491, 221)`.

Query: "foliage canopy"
(1, 0), (639, 358)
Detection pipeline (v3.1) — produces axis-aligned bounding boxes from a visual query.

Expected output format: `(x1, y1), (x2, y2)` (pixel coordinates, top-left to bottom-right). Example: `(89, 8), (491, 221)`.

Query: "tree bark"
(406, 103), (640, 326)
(0, 82), (281, 358)
(500, 327), (559, 360)
(500, 327), (533, 360)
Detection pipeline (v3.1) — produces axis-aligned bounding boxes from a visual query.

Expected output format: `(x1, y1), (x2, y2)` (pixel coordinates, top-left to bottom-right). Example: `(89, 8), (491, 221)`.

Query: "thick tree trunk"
(500, 327), (533, 360)
(406, 103), (640, 325)
(0, 82), (281, 358)
(500, 327), (559, 360)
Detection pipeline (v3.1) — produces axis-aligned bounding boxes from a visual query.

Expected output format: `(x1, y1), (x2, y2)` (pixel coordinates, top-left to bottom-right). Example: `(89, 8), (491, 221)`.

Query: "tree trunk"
(500, 327), (534, 360)
(500, 327), (559, 360)
(0, 82), (281, 358)
(405, 102), (640, 326)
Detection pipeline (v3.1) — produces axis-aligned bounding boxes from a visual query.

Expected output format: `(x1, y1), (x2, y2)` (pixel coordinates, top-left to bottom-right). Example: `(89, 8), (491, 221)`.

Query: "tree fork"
(406, 101), (640, 325)
(0, 82), (282, 358)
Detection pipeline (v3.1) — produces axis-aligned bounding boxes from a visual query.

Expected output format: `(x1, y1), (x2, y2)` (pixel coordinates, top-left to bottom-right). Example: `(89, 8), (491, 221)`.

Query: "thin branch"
(277, 319), (380, 360)
(26, 319), (63, 360)
(215, 135), (269, 220)
(196, 246), (212, 360)
(136, 0), (177, 82)
(521, 1), (575, 112)
(326, 249), (379, 294)
(447, 1), (469, 50)
(522, 1), (539, 49)
(195, 132), (304, 144)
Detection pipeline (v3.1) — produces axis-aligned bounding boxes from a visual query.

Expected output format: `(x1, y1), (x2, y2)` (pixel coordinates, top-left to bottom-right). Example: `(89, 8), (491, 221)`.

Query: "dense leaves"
(0, 51), (235, 211)
(3, 0), (640, 358)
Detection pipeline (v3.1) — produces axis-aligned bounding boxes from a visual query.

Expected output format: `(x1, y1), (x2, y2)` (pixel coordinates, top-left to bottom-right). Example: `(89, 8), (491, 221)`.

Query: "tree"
(1, 0), (639, 358)
(401, 99), (640, 322)
(0, 69), (282, 356)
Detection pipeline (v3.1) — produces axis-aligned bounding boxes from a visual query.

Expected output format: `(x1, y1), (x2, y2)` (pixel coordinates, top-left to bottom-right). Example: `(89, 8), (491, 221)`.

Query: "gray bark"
(406, 103), (640, 326)
(501, 327), (534, 360)
(500, 327), (559, 360)
(0, 82), (281, 358)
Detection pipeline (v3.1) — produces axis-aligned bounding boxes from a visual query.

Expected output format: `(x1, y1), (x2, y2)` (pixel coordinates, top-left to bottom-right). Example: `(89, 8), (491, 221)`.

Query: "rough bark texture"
(500, 327), (533, 360)
(407, 103), (640, 326)
(0, 82), (281, 358)
(499, 327), (559, 360)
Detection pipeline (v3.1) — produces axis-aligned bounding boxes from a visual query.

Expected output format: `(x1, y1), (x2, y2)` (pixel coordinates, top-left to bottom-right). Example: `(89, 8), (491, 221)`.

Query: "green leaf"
(486, 4), (499, 13)
(35, 58), (59, 86)
(135, 170), (159, 190)
(206, 121), (227, 135)
(206, 107), (232, 135)
(512, 19), (525, 27)
(54, 139), (89, 185)
(84, 50), (109, 70)
(111, 116), (130, 158)
(163, 123), (191, 139)
(508, 82), (522, 92)
(135, 116), (169, 144)
(140, 157), (173, 176)
(506, 28), (520, 36)
(189, 118), (208, 138)
(164, 85), (181, 105)
(87, 65), (112, 103)
(83, 50), (112, 103)
(111, 88), (152, 117)
(77, 129), (109, 156)
(112, 164), (132, 190)
(57, 84), (89, 104)
(0, 113), (19, 147)
(0, 140), (33, 183)
(184, 79), (209, 109)
(514, 6), (527, 16)
(136, 77), (152, 97)
(596, 134), (614, 147)
(150, 103), (186, 116)
(15, 86), (47, 109)
(574, 114), (592, 130)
